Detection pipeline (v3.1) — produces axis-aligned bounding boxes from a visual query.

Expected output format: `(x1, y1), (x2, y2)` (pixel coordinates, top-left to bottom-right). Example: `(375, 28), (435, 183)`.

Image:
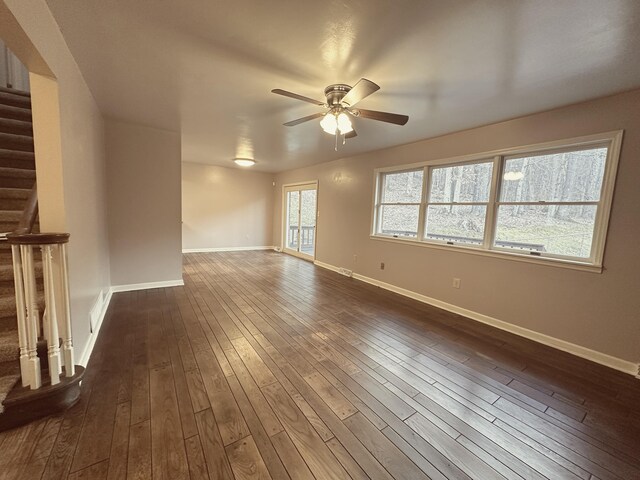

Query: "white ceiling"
(46, 0), (640, 172)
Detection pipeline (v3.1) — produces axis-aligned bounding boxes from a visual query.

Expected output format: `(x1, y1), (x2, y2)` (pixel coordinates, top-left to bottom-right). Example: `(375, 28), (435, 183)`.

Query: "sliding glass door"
(284, 182), (317, 260)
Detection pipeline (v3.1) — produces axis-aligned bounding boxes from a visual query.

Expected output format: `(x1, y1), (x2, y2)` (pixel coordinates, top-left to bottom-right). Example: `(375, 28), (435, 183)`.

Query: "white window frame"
(370, 131), (623, 273)
(423, 158), (496, 248)
(374, 168), (425, 239)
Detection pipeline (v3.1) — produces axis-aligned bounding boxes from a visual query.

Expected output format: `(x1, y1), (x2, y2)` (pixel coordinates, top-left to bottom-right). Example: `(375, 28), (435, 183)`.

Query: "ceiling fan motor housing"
(324, 84), (352, 107)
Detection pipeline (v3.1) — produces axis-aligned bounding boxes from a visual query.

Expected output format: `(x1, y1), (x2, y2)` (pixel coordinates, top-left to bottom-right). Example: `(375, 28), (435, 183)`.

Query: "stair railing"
(8, 233), (74, 389)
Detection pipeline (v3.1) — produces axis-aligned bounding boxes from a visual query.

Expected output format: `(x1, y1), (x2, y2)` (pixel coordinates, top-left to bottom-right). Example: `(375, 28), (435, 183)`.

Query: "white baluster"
(41, 245), (61, 385)
(58, 244), (74, 376)
(11, 244), (30, 387)
(21, 244), (41, 389)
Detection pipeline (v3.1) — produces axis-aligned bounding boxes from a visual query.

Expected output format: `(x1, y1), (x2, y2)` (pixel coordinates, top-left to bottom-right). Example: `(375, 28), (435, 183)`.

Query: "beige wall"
(182, 162), (274, 250)
(274, 89), (640, 365)
(1, 0), (111, 356)
(106, 120), (182, 286)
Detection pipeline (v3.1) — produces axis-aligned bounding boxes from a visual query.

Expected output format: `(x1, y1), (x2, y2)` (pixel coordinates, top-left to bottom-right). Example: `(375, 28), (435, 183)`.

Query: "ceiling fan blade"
(355, 108), (409, 125)
(283, 112), (325, 127)
(341, 78), (380, 107)
(345, 129), (357, 139)
(272, 89), (325, 106)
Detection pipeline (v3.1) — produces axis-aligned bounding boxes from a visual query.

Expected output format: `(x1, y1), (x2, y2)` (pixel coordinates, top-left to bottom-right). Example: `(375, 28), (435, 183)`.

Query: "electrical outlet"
(380, 262), (385, 270)
(452, 278), (461, 289)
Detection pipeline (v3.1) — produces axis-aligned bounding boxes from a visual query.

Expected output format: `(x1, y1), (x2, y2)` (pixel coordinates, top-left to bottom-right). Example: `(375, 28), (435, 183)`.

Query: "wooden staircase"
(0, 86), (83, 431)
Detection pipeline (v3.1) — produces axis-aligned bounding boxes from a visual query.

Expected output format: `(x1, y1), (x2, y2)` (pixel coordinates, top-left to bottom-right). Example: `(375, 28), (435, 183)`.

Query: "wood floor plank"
(193, 348), (250, 445)
(67, 459), (109, 480)
(344, 412), (432, 480)
(127, 420), (152, 480)
(225, 435), (272, 480)
(404, 412), (507, 480)
(107, 402), (131, 480)
(380, 426), (451, 480)
(185, 435), (210, 480)
(149, 364), (190, 480)
(41, 391), (91, 480)
(302, 370), (358, 420)
(31, 415), (64, 461)
(325, 437), (370, 480)
(270, 431), (315, 480)
(167, 334), (198, 439)
(194, 408), (234, 479)
(70, 375), (119, 472)
(130, 363), (150, 425)
(225, 372), (292, 479)
(232, 337), (278, 388)
(277, 363), (395, 480)
(261, 381), (349, 480)
(185, 369), (211, 413)
(225, 348), (284, 436)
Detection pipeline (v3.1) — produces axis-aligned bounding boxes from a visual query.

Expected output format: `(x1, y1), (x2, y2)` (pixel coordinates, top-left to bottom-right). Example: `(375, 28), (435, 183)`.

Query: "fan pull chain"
(335, 130), (338, 151)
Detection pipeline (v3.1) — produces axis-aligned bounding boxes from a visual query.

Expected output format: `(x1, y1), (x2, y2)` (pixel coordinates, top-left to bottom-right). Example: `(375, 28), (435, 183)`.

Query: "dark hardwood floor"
(0, 251), (639, 479)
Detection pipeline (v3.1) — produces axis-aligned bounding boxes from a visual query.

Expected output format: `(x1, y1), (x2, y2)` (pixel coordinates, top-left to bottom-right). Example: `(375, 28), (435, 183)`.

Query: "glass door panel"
(300, 189), (317, 257)
(286, 191), (299, 251)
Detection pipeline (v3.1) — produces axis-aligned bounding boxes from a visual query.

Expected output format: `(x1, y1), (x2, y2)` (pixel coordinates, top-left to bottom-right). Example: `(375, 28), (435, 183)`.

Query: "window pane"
(300, 189), (316, 256)
(379, 205), (420, 237)
(425, 205), (487, 245)
(429, 162), (493, 203)
(500, 147), (607, 203)
(382, 170), (423, 203)
(494, 205), (597, 258)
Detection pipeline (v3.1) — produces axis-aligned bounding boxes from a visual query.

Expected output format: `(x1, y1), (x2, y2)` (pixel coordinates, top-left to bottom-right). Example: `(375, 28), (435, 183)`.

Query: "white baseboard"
(314, 260), (352, 277)
(79, 287), (113, 367)
(183, 246), (276, 253)
(314, 261), (639, 377)
(110, 279), (184, 293)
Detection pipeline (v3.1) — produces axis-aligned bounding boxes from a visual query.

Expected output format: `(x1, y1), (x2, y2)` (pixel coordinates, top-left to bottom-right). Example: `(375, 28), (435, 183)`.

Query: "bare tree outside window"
(495, 147), (607, 258)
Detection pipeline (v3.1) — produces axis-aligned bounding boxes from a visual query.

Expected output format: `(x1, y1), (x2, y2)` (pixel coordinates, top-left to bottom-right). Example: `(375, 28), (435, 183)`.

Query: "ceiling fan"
(271, 78), (409, 147)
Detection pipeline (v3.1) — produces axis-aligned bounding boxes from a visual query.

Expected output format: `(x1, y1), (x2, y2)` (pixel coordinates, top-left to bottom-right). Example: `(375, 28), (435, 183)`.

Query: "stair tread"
(0, 187), (31, 198)
(0, 87), (30, 98)
(0, 118), (32, 136)
(0, 167), (35, 178)
(0, 104), (31, 122)
(0, 210), (22, 220)
(0, 149), (34, 161)
(0, 91), (31, 109)
(0, 132), (34, 144)
(0, 260), (42, 281)
(0, 329), (18, 363)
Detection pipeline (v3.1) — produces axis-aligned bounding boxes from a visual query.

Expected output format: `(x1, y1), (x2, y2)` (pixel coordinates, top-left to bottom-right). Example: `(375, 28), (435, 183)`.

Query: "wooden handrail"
(6, 233), (70, 245)
(13, 183), (38, 235)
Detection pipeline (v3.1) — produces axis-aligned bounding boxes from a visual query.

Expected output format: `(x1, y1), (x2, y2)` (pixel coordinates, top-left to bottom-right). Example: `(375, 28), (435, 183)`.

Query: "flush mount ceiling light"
(233, 158), (256, 167)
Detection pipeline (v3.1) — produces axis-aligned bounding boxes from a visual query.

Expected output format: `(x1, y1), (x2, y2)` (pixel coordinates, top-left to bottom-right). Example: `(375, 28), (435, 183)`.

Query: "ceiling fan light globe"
(337, 112), (353, 134)
(320, 113), (338, 134)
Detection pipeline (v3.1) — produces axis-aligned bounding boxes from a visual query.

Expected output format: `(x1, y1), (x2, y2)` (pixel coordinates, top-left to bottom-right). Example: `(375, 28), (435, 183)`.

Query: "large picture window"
(372, 132), (622, 270)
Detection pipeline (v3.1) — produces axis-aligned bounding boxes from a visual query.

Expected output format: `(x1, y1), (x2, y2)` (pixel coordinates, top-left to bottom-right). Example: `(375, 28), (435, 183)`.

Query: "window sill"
(369, 234), (603, 273)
